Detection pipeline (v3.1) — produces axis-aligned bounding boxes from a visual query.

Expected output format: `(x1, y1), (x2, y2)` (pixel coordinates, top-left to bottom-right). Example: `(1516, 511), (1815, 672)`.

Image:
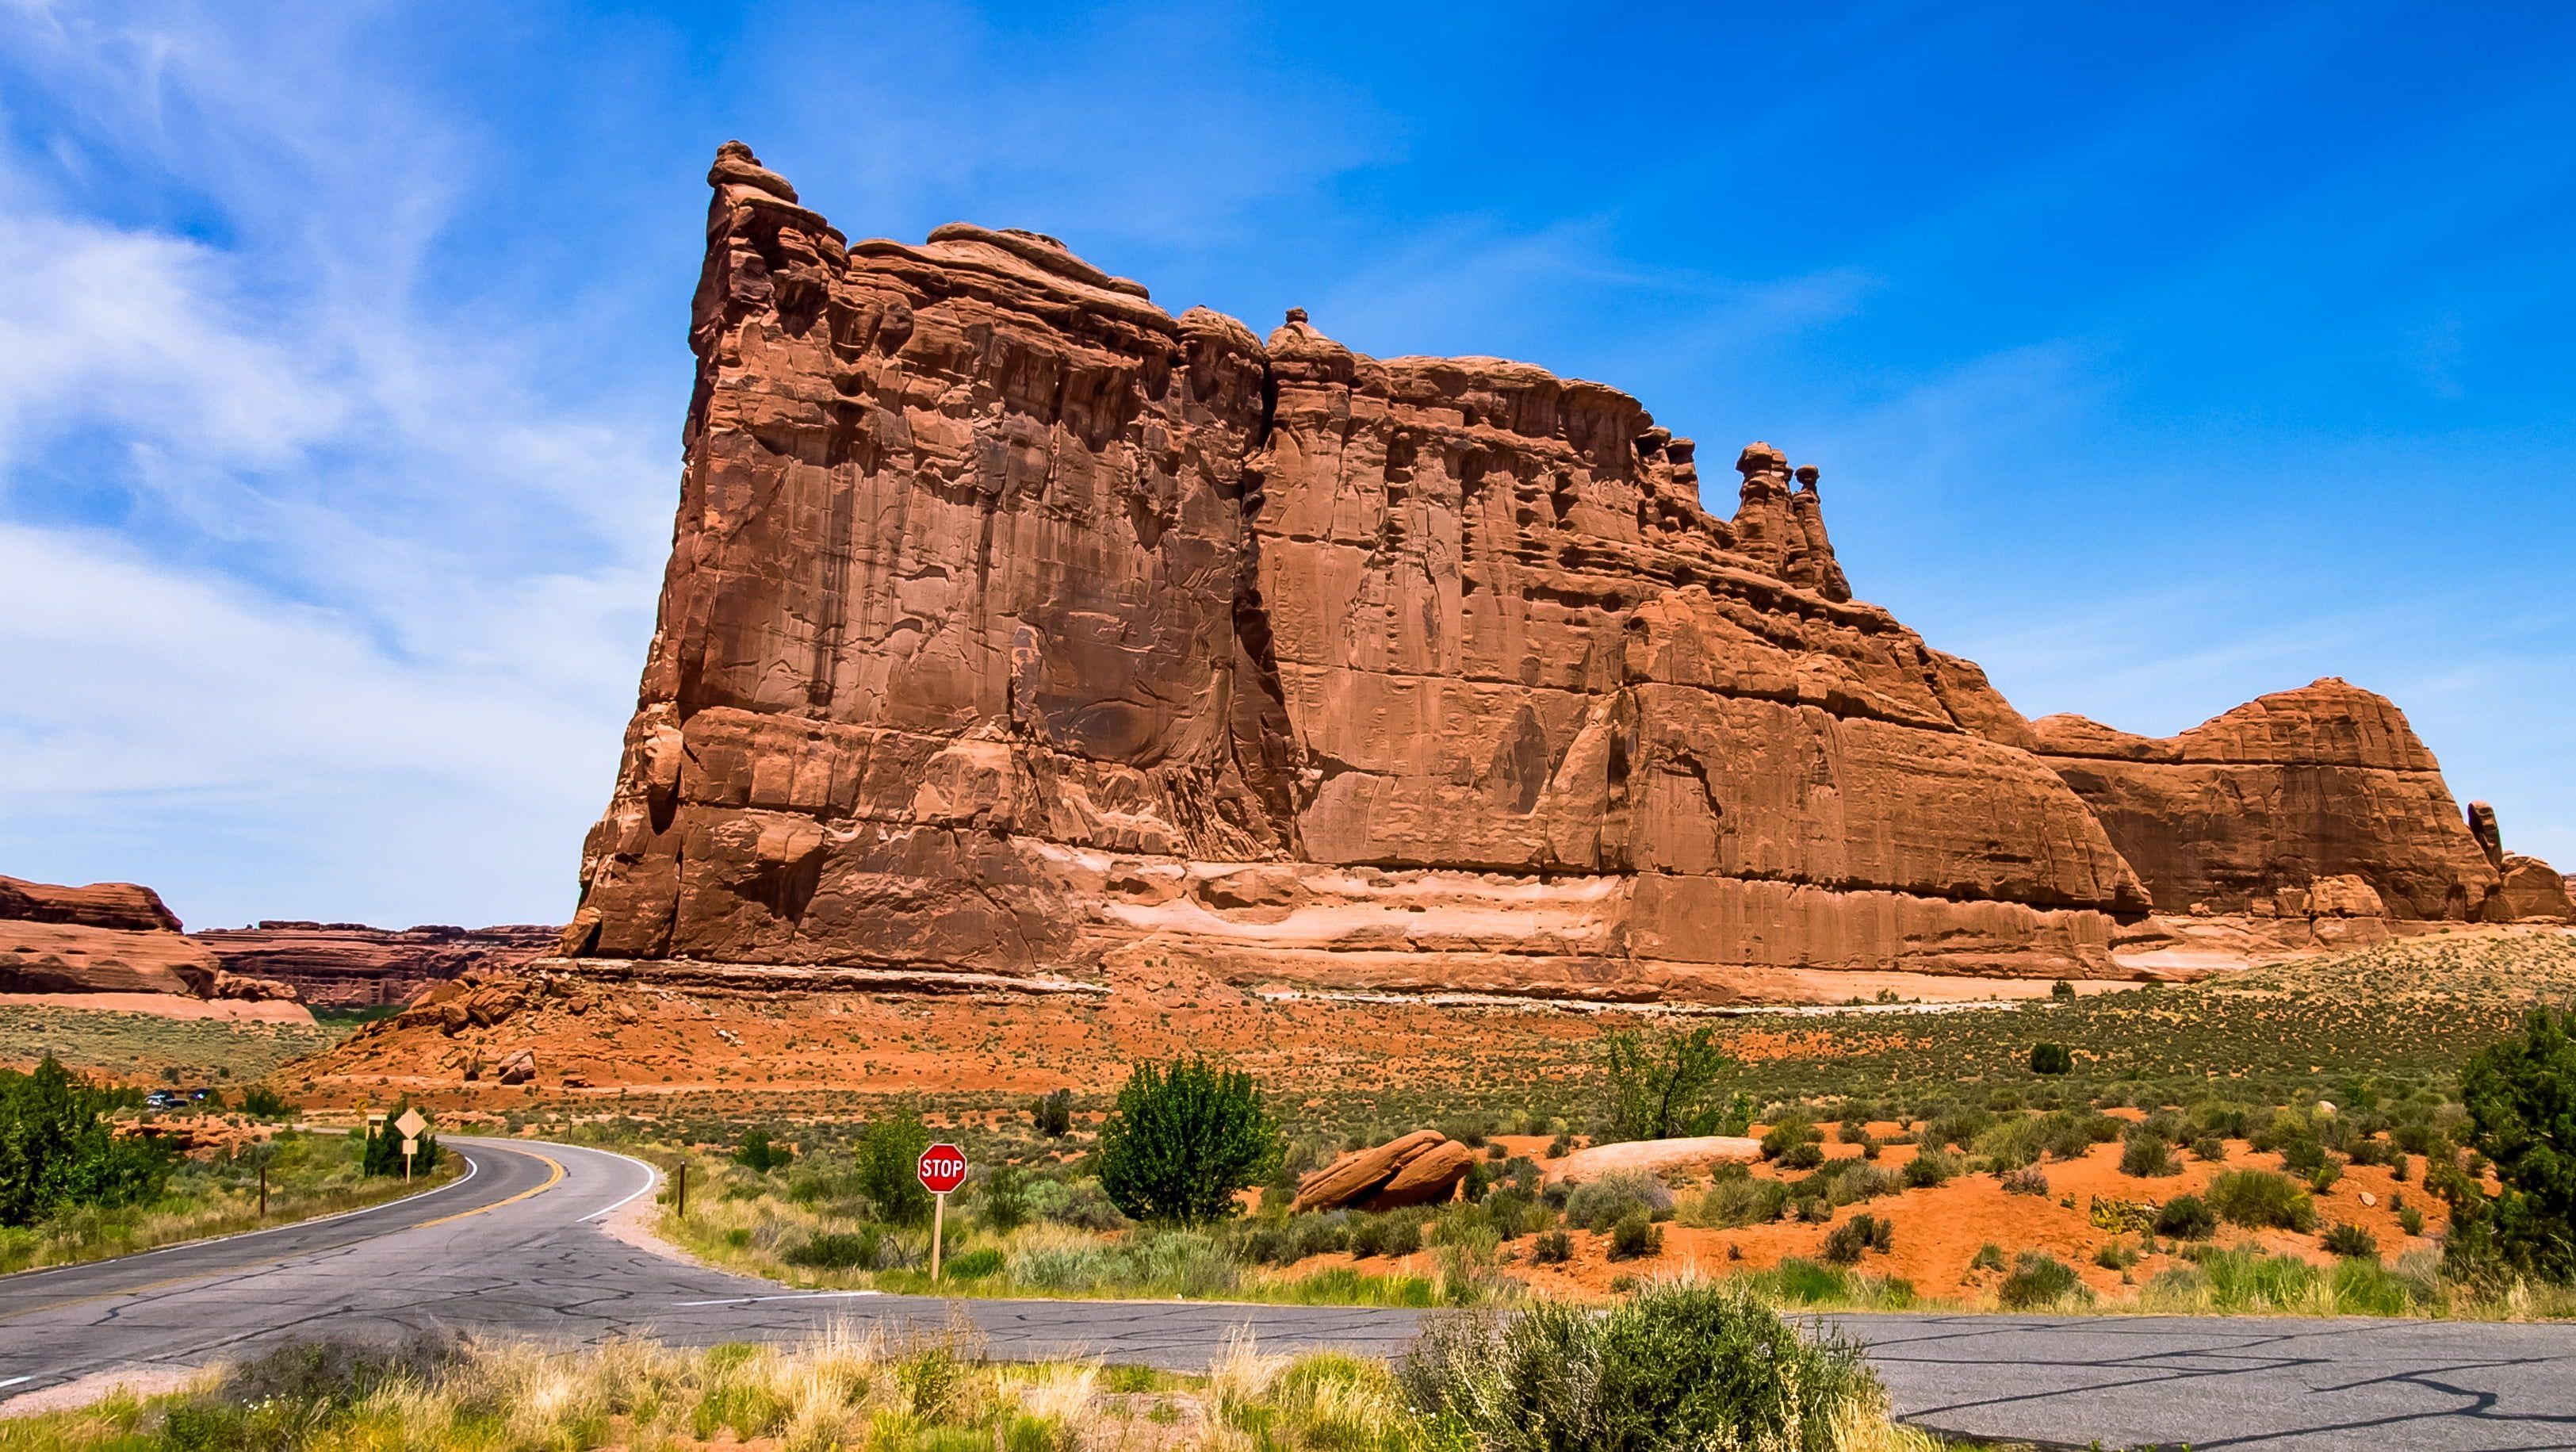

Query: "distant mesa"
(0, 874), (308, 1022)
(536, 141), (2568, 1004)
(194, 921), (557, 1010)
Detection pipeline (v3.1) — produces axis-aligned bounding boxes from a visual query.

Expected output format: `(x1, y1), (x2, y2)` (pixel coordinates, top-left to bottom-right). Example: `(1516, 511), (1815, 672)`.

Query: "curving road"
(3, 1139), (2571, 1450)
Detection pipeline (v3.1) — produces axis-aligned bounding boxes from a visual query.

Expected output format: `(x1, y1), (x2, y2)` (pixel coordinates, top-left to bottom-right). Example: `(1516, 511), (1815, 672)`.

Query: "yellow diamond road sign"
(394, 1108), (428, 1139)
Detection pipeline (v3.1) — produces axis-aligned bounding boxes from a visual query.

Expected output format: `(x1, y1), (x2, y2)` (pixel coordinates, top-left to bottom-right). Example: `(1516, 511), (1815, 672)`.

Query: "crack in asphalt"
(2, 1139), (2570, 1450)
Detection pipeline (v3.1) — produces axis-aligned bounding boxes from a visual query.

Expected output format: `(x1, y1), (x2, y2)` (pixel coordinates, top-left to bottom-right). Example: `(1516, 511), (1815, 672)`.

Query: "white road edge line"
(0, 1148), (485, 1285)
(0, 1375), (31, 1389)
(573, 1146), (665, 1222)
(674, 1291), (887, 1306)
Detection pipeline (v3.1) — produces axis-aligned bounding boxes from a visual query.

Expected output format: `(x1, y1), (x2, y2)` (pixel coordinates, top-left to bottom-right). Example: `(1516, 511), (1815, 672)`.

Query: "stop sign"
(917, 1142), (968, 1195)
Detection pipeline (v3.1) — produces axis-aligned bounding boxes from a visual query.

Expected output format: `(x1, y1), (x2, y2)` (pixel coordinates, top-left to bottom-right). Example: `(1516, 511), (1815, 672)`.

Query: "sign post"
(917, 1141), (967, 1281)
(395, 1107), (429, 1183)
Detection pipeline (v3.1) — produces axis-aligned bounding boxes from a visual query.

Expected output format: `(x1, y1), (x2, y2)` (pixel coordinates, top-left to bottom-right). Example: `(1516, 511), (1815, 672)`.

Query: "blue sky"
(2, 1), (2569, 930)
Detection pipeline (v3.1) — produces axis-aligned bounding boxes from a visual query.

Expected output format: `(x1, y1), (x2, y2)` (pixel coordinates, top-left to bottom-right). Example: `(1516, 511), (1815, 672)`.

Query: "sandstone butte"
(193, 921), (557, 1009)
(0, 875), (310, 1022)
(544, 143), (2568, 1008)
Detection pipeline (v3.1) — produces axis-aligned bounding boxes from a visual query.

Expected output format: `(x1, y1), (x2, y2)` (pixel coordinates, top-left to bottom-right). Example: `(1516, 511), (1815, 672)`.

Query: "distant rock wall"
(195, 921), (558, 1008)
(550, 143), (2560, 1003)
(0, 875), (304, 1013)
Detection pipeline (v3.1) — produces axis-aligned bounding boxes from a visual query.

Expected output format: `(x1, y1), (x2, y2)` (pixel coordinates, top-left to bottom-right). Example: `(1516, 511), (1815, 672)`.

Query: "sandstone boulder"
(495, 1048), (538, 1086)
(2497, 855), (2576, 922)
(1543, 1135), (1763, 1184)
(1292, 1130), (1472, 1213)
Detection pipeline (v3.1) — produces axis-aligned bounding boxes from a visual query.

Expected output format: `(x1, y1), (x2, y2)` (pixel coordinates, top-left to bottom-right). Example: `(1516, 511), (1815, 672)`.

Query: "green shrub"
(978, 1163), (1029, 1232)
(1531, 1229), (1573, 1264)
(944, 1245), (1004, 1280)
(1685, 1176), (1788, 1229)
(785, 1228), (882, 1270)
(2095, 1239), (2139, 1271)
(2440, 1006), (2576, 1286)
(2399, 1205), (2427, 1236)
(2051, 979), (2076, 1002)
(1606, 1211), (1662, 1261)
(1900, 1147), (1962, 1188)
(2208, 1169), (2317, 1232)
(2028, 1042), (2073, 1075)
(733, 1128), (795, 1174)
(2119, 1134), (2179, 1178)
(1030, 1089), (1074, 1138)
(1968, 1243), (2008, 1274)
(1596, 1025), (1755, 1144)
(2153, 1194), (2218, 1239)
(237, 1086), (294, 1120)
(1095, 1055), (1280, 1225)
(2189, 1135), (2228, 1163)
(1998, 1251), (2092, 1309)
(1759, 1117), (1818, 1161)
(854, 1106), (933, 1226)
(2321, 1222), (2379, 1259)
(1564, 1171), (1672, 1232)
(1821, 1213), (1893, 1265)
(1777, 1142), (1825, 1171)
(355, 1101), (438, 1179)
(0, 1058), (169, 1225)
(1349, 1213), (1424, 1259)
(1402, 1280), (1885, 1452)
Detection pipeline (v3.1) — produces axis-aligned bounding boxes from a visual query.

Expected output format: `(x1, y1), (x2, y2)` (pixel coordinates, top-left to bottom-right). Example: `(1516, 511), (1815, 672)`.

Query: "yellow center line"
(414, 1151), (564, 1228)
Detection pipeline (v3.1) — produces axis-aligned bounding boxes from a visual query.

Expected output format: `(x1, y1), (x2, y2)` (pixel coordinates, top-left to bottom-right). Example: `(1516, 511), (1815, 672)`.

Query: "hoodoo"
(553, 144), (2561, 1004)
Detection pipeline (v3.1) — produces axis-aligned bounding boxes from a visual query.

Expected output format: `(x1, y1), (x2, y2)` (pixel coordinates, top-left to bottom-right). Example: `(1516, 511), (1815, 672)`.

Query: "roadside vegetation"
(0, 1059), (457, 1274)
(0, 1282), (1939, 1451)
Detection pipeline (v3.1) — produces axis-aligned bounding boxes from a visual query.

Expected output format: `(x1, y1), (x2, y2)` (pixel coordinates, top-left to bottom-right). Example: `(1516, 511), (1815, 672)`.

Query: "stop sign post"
(918, 1142), (967, 1280)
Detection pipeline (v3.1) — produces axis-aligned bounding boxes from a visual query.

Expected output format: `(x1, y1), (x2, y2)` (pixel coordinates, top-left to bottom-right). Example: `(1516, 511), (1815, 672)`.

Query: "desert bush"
(733, 1128), (794, 1174)
(2119, 1133), (2180, 1178)
(0, 1058), (169, 1227)
(1531, 1229), (1573, 1264)
(1563, 1170), (1673, 1232)
(2028, 1041), (2073, 1075)
(355, 1101), (439, 1179)
(853, 1105), (933, 1226)
(2439, 1006), (2576, 1286)
(1095, 1056), (1280, 1226)
(1998, 1251), (2092, 1309)
(1349, 1213), (1425, 1259)
(1777, 1142), (1825, 1171)
(1810, 1159), (1899, 1206)
(1010, 1227), (1239, 1297)
(2321, 1222), (2379, 1259)
(1967, 1243), (2008, 1274)
(2001, 1167), (2050, 1197)
(2208, 1169), (2316, 1232)
(784, 1228), (882, 1270)
(2052, 979), (2076, 1002)
(2190, 1135), (2228, 1163)
(1684, 1175), (1789, 1229)
(1900, 1147), (1962, 1188)
(1821, 1213), (1893, 1264)
(2094, 1239), (2139, 1270)
(1972, 1115), (2048, 1170)
(2153, 1194), (2218, 1239)
(2399, 1204), (2427, 1236)
(1759, 1117), (1819, 1161)
(1030, 1088), (1075, 1138)
(1606, 1210), (1663, 1261)
(978, 1163), (1029, 1232)
(238, 1086), (294, 1120)
(1401, 1279), (1887, 1452)
(1595, 1025), (1755, 1144)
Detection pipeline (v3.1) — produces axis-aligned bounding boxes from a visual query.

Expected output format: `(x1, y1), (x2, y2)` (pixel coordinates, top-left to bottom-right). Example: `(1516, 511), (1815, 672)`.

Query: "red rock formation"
(2029, 681), (2503, 921)
(0, 875), (182, 933)
(195, 921), (557, 1008)
(1292, 1130), (1473, 1212)
(2462, 803), (2576, 923)
(0, 875), (303, 1009)
(553, 144), (2526, 1001)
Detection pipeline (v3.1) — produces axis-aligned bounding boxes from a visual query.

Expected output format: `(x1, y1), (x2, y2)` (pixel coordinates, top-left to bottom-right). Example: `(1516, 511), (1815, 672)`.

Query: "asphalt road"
(2, 1137), (2570, 1450)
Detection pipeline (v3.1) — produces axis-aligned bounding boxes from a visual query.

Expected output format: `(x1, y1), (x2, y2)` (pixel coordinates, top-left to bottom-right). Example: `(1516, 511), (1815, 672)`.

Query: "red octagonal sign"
(917, 1142), (968, 1195)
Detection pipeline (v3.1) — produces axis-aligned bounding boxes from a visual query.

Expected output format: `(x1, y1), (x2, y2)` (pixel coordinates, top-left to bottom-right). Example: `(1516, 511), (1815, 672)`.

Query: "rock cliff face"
(2027, 681), (2509, 922)
(195, 921), (557, 1008)
(555, 144), (2554, 1002)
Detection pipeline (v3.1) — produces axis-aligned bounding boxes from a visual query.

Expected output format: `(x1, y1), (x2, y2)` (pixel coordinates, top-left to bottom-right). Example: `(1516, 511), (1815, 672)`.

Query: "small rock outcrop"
(1291, 1130), (1475, 1213)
